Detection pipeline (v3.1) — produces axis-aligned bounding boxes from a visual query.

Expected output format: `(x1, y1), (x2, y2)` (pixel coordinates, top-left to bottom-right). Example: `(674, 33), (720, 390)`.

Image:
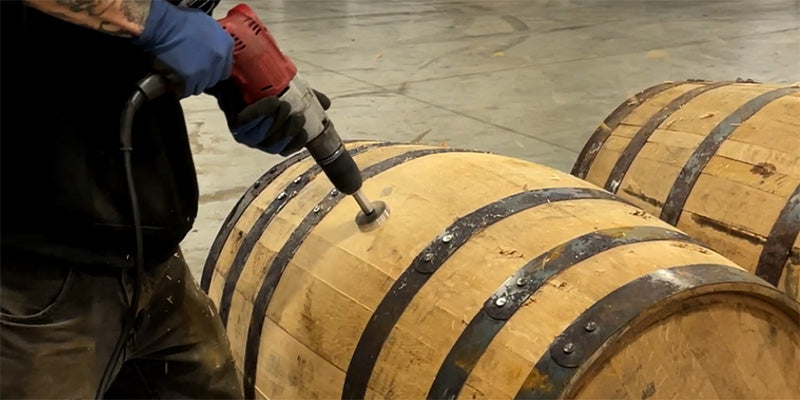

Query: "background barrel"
(572, 80), (800, 301)
(201, 141), (799, 400)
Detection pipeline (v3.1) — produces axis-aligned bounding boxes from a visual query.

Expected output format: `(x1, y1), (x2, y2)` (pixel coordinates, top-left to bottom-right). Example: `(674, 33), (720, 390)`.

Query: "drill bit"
(353, 190), (390, 232)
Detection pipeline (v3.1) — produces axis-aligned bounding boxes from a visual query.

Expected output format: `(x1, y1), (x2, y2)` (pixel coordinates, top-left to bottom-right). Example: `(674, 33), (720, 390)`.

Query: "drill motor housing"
(218, 4), (361, 193)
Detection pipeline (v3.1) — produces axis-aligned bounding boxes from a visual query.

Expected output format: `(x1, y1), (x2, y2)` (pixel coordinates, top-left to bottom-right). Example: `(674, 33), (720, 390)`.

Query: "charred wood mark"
(622, 187), (665, 208)
(641, 382), (657, 400)
(691, 214), (766, 246)
(750, 162), (777, 178)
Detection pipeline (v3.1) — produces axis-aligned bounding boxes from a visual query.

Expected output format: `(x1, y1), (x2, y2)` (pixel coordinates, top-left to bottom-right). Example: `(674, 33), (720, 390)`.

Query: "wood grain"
(207, 142), (800, 399)
(573, 81), (800, 301)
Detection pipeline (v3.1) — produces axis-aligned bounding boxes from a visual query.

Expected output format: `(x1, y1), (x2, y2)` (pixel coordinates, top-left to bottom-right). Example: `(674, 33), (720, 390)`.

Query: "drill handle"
(279, 74), (329, 141)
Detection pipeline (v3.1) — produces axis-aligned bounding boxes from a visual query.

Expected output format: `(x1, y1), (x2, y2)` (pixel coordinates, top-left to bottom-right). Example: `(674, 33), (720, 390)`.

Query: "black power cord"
(95, 74), (168, 399)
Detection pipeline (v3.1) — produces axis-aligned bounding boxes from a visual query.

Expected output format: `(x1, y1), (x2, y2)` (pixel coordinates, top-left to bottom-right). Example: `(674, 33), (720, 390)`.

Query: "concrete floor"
(179, 0), (800, 276)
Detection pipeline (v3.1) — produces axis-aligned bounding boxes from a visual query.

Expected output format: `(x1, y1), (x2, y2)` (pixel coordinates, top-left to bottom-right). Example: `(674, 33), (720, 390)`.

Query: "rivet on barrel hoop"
(495, 297), (508, 307)
(330, 189), (339, 196)
(313, 206), (321, 213)
(584, 321), (598, 332)
(277, 192), (287, 200)
(441, 233), (454, 243)
(293, 176), (302, 184)
(516, 277), (527, 287)
(422, 253), (434, 262)
(562, 342), (575, 354)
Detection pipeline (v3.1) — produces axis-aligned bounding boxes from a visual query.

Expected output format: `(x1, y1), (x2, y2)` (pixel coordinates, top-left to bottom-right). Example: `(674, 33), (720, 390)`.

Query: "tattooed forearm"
(56, 0), (115, 16)
(23, 0), (152, 37)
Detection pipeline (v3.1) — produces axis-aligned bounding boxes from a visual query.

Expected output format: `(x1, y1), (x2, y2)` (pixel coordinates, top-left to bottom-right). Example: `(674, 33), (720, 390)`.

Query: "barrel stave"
(572, 291), (800, 399)
(202, 140), (800, 399)
(573, 81), (800, 300)
(462, 241), (740, 399)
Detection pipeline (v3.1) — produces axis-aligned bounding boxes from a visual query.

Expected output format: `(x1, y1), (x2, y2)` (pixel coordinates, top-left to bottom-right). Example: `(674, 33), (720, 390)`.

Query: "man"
(0, 0), (326, 397)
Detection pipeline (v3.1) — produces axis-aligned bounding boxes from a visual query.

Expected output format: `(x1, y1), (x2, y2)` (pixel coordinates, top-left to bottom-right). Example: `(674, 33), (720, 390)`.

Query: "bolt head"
(441, 233), (454, 243)
(422, 253), (434, 262)
(494, 297), (507, 307)
(277, 192), (287, 200)
(313, 206), (321, 213)
(516, 277), (527, 287)
(562, 342), (575, 354)
(585, 321), (598, 332)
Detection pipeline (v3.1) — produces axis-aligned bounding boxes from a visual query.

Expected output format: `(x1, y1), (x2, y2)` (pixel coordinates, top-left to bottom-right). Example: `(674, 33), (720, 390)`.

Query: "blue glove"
(208, 80), (331, 156)
(132, 0), (234, 97)
(233, 97), (308, 156)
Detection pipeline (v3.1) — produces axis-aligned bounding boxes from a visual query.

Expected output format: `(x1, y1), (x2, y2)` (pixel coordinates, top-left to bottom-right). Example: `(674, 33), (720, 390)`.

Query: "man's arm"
(23, 0), (235, 98)
(22, 0), (151, 37)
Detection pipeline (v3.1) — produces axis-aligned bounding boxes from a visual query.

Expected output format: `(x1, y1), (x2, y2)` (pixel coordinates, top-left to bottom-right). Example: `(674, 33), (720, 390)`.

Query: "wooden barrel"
(201, 142), (799, 400)
(572, 80), (800, 301)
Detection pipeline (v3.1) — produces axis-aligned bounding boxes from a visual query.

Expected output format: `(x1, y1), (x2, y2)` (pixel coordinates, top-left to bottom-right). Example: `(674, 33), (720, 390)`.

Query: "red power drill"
(218, 4), (388, 231)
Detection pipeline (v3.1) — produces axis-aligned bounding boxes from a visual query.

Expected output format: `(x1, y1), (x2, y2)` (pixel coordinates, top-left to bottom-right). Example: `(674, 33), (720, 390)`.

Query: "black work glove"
(208, 80), (331, 156)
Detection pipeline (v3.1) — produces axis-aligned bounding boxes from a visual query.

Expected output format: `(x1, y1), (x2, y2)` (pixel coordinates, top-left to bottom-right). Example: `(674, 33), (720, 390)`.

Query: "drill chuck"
(306, 122), (362, 196)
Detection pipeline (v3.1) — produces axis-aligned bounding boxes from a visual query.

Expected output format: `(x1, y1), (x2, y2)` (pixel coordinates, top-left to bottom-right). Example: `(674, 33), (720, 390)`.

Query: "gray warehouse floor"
(180, 0), (800, 276)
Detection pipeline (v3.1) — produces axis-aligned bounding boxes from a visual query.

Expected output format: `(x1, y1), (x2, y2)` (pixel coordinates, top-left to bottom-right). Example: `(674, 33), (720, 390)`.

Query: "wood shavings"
(631, 209), (651, 219)
(698, 112), (714, 119)
(497, 246), (524, 259)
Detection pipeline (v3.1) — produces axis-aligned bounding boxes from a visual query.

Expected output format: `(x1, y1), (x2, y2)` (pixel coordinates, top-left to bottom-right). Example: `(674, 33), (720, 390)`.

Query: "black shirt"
(1, 1), (204, 268)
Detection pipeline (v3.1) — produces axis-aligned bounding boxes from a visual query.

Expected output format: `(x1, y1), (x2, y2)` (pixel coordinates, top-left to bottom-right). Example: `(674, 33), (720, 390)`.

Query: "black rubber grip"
(322, 150), (363, 195)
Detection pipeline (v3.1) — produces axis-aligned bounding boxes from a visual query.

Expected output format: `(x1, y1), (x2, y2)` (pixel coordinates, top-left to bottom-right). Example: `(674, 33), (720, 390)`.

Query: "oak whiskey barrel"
(202, 141), (799, 399)
(573, 80), (800, 301)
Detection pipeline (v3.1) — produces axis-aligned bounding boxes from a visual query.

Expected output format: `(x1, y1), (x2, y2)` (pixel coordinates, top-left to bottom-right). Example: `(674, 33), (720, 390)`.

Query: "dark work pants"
(0, 250), (243, 399)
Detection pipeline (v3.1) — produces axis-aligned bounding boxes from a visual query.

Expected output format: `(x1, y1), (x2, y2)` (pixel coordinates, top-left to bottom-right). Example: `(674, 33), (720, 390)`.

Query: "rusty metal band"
(427, 226), (697, 400)
(216, 142), (389, 325)
(514, 263), (789, 399)
(603, 81), (732, 193)
(571, 81), (684, 179)
(242, 147), (472, 399)
(200, 149), (310, 292)
(660, 86), (799, 225)
(343, 187), (620, 400)
(755, 182), (800, 285)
